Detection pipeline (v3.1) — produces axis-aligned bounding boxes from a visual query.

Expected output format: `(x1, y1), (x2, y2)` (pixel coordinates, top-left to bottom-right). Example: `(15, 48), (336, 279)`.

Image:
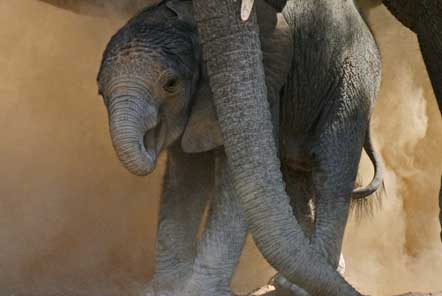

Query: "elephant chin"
(142, 120), (167, 171)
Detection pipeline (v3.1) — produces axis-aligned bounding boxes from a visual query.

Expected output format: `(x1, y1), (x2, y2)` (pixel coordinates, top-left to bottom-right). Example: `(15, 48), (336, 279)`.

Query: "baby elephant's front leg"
(183, 149), (249, 296)
(146, 145), (214, 294)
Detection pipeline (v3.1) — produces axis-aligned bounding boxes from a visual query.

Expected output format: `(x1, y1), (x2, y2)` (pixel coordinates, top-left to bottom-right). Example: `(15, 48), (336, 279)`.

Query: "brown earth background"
(0, 1), (441, 295)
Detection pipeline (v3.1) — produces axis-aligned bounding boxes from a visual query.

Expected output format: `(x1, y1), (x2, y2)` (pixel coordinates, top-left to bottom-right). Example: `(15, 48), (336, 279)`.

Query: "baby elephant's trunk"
(108, 92), (158, 176)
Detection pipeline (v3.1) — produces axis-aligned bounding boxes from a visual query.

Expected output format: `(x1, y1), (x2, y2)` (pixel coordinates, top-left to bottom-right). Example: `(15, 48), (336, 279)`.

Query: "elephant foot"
(144, 285), (174, 296)
(270, 274), (309, 296)
(143, 276), (234, 296)
(143, 273), (190, 296)
(180, 277), (235, 296)
(143, 280), (179, 296)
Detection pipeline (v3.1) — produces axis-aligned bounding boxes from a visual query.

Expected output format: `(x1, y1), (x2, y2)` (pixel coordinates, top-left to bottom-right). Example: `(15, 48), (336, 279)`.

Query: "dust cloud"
(0, 1), (163, 295)
(0, 1), (440, 295)
(341, 4), (442, 296)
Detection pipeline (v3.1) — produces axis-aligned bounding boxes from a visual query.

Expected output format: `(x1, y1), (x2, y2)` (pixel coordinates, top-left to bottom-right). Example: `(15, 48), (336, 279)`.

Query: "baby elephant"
(97, 0), (383, 295)
(97, 2), (289, 294)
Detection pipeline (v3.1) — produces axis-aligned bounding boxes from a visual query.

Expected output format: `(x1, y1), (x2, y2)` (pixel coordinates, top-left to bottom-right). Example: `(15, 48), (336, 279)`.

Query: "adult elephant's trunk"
(192, 1), (360, 295)
(108, 93), (159, 176)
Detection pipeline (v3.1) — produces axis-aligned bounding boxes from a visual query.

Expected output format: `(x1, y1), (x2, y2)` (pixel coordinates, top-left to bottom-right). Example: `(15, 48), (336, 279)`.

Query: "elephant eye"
(163, 78), (178, 93)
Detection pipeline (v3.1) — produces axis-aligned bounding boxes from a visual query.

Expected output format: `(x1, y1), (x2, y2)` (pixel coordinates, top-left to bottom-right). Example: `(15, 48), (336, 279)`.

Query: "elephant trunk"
(193, 1), (360, 295)
(108, 93), (159, 176)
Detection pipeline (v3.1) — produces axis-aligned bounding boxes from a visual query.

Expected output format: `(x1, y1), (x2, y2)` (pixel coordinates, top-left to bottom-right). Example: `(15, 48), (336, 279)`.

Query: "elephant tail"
(351, 125), (385, 200)
(350, 125), (385, 218)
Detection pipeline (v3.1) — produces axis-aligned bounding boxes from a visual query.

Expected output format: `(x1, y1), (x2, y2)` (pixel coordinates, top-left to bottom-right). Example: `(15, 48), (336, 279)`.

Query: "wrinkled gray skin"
(97, 1), (382, 295)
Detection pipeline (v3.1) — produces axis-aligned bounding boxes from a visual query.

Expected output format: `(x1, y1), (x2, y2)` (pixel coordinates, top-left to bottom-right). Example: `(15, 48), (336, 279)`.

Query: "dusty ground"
(248, 285), (442, 296)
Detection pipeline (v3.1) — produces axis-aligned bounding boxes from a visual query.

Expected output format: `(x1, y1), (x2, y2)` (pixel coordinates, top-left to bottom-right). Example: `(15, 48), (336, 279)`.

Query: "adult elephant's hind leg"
(148, 144), (214, 293)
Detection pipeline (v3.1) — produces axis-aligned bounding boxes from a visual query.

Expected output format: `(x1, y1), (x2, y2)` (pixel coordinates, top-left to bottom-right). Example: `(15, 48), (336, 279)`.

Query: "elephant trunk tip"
(114, 137), (157, 177)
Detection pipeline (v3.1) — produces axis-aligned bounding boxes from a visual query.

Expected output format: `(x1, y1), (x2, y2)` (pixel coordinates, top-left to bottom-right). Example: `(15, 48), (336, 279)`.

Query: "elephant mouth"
(143, 119), (167, 167)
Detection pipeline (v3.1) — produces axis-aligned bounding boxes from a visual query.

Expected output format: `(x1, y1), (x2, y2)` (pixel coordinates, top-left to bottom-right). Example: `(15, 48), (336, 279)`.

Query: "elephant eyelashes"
(163, 77), (179, 93)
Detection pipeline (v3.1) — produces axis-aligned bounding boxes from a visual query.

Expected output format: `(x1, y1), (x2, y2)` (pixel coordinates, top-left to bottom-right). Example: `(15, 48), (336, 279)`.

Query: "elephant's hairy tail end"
(350, 174), (386, 222)
(350, 124), (386, 221)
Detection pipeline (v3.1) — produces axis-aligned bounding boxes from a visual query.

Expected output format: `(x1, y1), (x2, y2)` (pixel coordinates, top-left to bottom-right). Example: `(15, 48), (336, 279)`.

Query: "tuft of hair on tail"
(350, 173), (386, 222)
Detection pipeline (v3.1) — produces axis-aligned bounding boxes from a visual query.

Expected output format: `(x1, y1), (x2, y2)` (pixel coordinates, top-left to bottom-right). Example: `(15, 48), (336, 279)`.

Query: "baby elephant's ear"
(181, 81), (224, 153)
(166, 0), (195, 25)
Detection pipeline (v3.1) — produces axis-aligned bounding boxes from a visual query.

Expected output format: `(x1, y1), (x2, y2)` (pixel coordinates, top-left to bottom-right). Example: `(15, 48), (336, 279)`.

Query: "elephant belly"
(282, 133), (314, 172)
(286, 158), (312, 172)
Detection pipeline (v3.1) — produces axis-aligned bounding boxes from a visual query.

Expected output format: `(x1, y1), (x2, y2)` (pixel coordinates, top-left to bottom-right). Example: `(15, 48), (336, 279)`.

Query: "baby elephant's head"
(97, 1), (222, 176)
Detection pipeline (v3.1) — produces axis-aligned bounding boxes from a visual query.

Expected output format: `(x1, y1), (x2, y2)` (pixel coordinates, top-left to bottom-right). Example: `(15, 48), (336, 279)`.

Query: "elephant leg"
(272, 164), (350, 296)
(272, 166), (314, 296)
(284, 167), (315, 238)
(183, 149), (248, 296)
(148, 144), (214, 293)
